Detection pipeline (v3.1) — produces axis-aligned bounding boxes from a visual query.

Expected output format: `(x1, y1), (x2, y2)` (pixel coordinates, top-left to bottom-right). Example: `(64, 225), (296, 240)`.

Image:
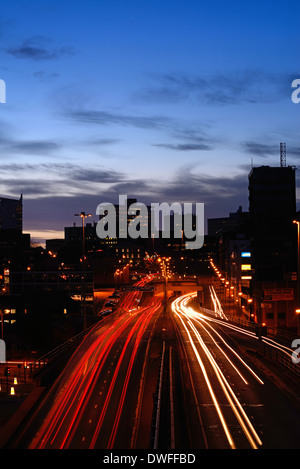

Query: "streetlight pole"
(75, 211), (92, 330)
(75, 212), (92, 259)
(158, 257), (170, 317)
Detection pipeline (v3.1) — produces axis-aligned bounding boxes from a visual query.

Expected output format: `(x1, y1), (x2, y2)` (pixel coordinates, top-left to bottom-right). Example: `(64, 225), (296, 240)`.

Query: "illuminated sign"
(241, 264), (251, 271)
(264, 288), (294, 301)
(241, 252), (251, 257)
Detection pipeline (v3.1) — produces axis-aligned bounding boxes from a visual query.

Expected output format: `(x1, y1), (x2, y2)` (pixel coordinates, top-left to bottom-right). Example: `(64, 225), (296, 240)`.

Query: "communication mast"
(280, 142), (286, 167)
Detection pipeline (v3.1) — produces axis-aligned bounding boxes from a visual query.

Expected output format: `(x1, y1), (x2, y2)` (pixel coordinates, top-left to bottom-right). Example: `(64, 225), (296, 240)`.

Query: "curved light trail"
(171, 292), (263, 449)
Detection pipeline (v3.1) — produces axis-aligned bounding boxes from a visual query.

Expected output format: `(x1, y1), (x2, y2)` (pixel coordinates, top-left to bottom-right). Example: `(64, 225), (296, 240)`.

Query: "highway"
(6, 276), (300, 450)
(171, 289), (300, 449)
(10, 275), (164, 449)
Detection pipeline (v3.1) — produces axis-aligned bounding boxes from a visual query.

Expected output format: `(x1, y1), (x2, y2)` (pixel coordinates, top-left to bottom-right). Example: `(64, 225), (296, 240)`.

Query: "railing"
(266, 325), (298, 344)
(199, 305), (300, 379)
(33, 321), (98, 371)
(259, 339), (300, 379)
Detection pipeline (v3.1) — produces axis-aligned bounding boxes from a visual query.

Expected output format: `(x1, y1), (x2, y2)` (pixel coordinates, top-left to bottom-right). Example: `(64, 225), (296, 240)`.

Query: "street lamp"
(296, 309), (300, 336)
(75, 211), (92, 259)
(293, 220), (300, 333)
(158, 257), (169, 316)
(74, 211), (91, 331)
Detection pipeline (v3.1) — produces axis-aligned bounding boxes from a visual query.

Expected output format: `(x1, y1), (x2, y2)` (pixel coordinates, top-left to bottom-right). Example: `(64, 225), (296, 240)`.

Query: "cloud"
(153, 142), (211, 151)
(0, 159), (249, 207)
(7, 36), (76, 61)
(62, 104), (219, 153)
(87, 137), (121, 146)
(20, 165), (251, 238)
(155, 167), (248, 205)
(69, 167), (125, 183)
(0, 163), (126, 199)
(242, 141), (300, 159)
(151, 125), (219, 152)
(241, 142), (279, 158)
(135, 69), (292, 106)
(65, 109), (172, 130)
(0, 138), (61, 155)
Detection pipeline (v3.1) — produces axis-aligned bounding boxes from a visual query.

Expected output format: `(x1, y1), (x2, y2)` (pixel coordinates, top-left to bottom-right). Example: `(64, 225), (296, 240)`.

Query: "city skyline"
(0, 0), (299, 244)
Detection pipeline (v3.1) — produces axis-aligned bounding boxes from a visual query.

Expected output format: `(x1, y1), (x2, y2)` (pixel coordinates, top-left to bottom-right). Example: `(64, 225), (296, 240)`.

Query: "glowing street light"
(75, 211), (92, 259)
(296, 309), (300, 336)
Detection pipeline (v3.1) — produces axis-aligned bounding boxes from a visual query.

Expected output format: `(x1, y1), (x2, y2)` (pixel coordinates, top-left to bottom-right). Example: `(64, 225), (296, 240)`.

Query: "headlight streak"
(190, 316), (249, 384)
(174, 293), (264, 384)
(194, 289), (295, 359)
(185, 311), (264, 385)
(209, 285), (228, 320)
(173, 308), (236, 449)
(261, 337), (295, 359)
(171, 294), (263, 449)
(186, 318), (263, 449)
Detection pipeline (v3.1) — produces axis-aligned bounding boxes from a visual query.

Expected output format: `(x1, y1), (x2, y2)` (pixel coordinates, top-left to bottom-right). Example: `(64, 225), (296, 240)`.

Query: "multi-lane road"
(172, 289), (300, 449)
(9, 275), (164, 449)
(5, 277), (300, 449)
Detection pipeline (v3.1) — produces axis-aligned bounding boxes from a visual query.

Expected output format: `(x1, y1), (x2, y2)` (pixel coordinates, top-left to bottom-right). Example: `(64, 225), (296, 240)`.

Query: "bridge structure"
(120, 277), (214, 308)
(153, 281), (203, 294)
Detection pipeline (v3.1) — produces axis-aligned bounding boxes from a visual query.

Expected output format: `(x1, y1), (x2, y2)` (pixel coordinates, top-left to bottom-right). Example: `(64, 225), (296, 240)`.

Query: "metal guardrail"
(218, 312), (298, 345)
(266, 326), (299, 343)
(259, 339), (300, 380)
(33, 321), (98, 371)
(200, 306), (300, 379)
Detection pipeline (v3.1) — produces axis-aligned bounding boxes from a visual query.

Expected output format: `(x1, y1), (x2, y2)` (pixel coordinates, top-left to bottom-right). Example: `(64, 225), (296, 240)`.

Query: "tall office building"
(248, 165), (296, 281)
(248, 166), (296, 223)
(0, 195), (23, 231)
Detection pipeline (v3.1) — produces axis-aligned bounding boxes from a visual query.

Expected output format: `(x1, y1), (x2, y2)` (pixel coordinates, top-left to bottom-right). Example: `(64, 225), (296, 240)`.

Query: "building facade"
(0, 195), (22, 231)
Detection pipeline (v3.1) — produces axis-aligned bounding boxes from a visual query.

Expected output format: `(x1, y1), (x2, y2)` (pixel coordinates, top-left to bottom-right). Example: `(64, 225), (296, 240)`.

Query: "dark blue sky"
(0, 0), (299, 242)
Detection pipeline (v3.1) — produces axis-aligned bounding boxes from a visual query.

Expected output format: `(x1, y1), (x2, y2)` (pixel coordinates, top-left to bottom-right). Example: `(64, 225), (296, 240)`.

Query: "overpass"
(120, 280), (204, 294)
(153, 281), (203, 294)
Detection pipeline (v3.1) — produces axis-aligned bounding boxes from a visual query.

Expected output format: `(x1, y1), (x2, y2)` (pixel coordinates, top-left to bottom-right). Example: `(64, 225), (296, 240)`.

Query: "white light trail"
(171, 293), (264, 449)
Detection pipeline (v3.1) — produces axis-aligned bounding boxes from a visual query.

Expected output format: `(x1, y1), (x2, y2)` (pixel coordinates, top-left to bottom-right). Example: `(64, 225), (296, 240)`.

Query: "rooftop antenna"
(280, 142), (286, 167)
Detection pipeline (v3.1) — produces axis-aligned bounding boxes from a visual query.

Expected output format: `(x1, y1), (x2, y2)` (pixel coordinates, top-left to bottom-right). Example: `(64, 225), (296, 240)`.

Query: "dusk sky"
(0, 0), (299, 243)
